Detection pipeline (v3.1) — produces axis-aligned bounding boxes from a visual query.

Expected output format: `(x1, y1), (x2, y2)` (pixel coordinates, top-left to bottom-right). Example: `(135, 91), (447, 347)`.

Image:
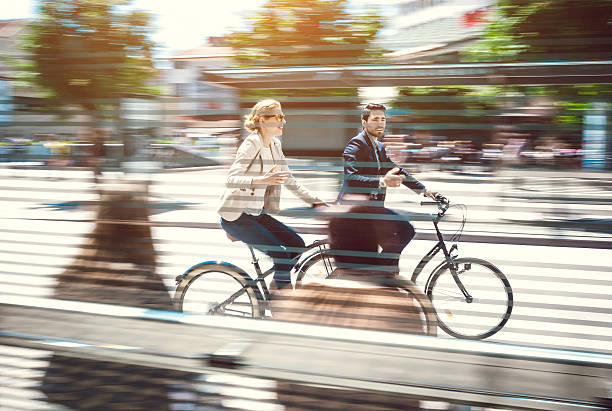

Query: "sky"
(1, 0), (398, 55)
(0, 0), (266, 54)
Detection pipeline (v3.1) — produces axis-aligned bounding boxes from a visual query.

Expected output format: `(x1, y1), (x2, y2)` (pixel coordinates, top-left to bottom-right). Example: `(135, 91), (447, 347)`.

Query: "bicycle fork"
(434, 220), (474, 304)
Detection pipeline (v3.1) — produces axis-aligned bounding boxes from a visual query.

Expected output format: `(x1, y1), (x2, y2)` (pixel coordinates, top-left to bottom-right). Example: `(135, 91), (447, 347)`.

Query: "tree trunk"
(53, 181), (172, 310)
(42, 181), (180, 410)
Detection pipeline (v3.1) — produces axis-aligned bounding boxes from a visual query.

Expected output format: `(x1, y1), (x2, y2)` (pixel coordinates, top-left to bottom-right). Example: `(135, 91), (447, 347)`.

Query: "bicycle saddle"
(226, 232), (240, 242)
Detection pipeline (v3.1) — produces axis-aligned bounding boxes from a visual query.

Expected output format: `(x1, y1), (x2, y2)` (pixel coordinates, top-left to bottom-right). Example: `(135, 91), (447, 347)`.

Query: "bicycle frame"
(410, 211), (473, 303)
(203, 239), (330, 314)
(247, 245), (274, 301)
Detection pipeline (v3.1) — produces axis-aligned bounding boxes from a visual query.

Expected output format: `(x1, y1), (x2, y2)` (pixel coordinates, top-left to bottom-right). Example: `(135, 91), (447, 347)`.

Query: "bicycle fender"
(180, 260), (246, 277)
(423, 260), (452, 293)
(175, 261), (265, 317)
(179, 261), (259, 292)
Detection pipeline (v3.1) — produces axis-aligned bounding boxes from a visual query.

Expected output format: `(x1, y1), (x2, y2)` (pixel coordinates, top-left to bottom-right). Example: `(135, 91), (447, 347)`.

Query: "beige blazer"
(217, 132), (323, 221)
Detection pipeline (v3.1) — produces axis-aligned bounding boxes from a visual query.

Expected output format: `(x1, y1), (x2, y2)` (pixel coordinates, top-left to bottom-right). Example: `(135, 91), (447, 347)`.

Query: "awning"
(201, 60), (612, 89)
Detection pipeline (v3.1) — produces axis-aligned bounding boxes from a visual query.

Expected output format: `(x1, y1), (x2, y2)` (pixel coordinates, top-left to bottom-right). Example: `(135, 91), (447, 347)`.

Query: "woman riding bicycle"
(218, 99), (327, 291)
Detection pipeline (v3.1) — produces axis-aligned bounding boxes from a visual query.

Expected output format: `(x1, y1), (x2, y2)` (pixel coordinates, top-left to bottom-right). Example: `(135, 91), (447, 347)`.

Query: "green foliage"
(21, 0), (159, 116)
(227, 0), (385, 67)
(462, 0), (612, 142)
(395, 86), (499, 118)
(464, 0), (612, 62)
(227, 0), (384, 102)
(393, 86), (501, 146)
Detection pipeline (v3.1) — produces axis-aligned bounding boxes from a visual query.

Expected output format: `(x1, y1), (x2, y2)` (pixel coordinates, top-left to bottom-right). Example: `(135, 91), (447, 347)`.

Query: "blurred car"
(521, 147), (582, 167)
(401, 145), (453, 162)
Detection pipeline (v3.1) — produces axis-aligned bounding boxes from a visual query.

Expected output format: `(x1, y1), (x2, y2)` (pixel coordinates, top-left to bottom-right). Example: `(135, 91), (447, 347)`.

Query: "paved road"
(2, 301), (610, 411)
(0, 165), (611, 353)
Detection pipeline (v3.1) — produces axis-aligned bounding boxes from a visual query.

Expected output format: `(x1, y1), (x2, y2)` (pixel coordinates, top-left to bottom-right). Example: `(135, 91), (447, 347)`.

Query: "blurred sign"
(0, 80), (12, 126)
(462, 8), (489, 27)
(582, 102), (609, 169)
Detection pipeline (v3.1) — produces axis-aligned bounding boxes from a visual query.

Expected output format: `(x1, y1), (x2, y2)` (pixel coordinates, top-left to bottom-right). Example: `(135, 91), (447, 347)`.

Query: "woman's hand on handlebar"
(312, 201), (331, 208)
(253, 165), (290, 186)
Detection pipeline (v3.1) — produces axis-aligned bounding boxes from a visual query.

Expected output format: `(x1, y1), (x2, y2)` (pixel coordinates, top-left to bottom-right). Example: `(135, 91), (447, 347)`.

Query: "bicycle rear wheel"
(296, 253), (437, 336)
(174, 263), (263, 318)
(294, 250), (336, 287)
(426, 257), (513, 339)
(396, 280), (438, 336)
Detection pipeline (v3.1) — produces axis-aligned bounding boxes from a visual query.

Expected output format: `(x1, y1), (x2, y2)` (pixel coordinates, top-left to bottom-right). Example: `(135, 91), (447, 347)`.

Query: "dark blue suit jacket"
(337, 130), (425, 204)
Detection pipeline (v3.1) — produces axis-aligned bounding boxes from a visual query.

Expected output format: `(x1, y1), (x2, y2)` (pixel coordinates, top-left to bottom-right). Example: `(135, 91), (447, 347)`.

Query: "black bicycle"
(294, 195), (514, 340)
(173, 233), (438, 336)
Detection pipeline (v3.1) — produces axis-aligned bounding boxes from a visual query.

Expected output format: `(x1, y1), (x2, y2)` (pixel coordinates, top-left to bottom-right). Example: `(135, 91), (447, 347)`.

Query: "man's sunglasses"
(263, 114), (286, 122)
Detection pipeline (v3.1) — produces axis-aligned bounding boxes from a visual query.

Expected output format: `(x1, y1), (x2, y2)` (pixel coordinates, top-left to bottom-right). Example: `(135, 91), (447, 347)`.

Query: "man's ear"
(361, 119), (367, 129)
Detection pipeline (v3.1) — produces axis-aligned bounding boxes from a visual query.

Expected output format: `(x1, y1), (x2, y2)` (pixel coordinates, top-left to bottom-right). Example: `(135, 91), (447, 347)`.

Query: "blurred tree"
(226, 0), (386, 150)
(465, 0), (612, 62)
(21, 5), (177, 405)
(393, 86), (499, 150)
(463, 0), (612, 151)
(20, 0), (159, 126)
(227, 0), (384, 67)
(18, 1), (170, 310)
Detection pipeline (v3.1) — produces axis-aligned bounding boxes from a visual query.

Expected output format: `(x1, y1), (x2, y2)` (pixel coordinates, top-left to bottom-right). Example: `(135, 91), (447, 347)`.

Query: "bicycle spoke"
(430, 289), (464, 299)
(296, 251), (336, 287)
(222, 307), (253, 317)
(427, 258), (512, 339)
(176, 267), (260, 318)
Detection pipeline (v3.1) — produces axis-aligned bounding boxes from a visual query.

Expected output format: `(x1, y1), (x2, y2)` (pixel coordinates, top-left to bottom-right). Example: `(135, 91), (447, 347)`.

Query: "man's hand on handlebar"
(423, 189), (438, 200)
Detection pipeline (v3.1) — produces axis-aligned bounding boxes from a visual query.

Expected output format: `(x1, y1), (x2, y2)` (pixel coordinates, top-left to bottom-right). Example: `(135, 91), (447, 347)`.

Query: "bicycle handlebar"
(421, 194), (450, 217)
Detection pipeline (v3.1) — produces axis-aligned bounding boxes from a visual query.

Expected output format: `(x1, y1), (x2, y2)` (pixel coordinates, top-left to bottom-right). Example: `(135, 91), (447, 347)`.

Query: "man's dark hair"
(361, 103), (387, 121)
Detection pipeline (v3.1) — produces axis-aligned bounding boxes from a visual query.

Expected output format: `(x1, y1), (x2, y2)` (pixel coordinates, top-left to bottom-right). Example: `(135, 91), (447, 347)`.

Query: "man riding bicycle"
(337, 103), (438, 274)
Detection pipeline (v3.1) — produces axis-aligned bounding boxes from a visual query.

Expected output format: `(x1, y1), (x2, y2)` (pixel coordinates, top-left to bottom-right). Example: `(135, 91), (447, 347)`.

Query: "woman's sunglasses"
(263, 114), (286, 122)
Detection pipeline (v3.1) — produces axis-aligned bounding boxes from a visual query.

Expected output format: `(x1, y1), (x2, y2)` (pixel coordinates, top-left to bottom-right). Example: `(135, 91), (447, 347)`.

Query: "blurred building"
(165, 37), (239, 120)
(162, 37), (241, 151)
(380, 0), (494, 63)
(0, 20), (20, 131)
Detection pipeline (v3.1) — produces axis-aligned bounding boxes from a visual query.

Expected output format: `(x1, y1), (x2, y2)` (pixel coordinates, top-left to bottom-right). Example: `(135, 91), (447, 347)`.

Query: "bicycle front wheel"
(174, 263), (263, 318)
(426, 257), (513, 339)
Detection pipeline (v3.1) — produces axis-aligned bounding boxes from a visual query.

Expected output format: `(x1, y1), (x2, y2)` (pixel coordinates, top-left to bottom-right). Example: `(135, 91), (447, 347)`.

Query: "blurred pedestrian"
(337, 103), (438, 274)
(41, 181), (186, 410)
(218, 99), (327, 290)
(272, 204), (436, 335)
(272, 204), (435, 409)
(91, 128), (106, 181)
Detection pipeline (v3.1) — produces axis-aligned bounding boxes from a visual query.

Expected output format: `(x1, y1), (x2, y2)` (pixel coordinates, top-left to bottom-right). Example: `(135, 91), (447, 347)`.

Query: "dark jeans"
(335, 203), (415, 273)
(220, 213), (305, 288)
(373, 207), (416, 273)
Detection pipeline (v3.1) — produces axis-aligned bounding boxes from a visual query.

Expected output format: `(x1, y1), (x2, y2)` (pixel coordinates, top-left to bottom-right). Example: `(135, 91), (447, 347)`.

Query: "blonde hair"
(244, 99), (281, 132)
